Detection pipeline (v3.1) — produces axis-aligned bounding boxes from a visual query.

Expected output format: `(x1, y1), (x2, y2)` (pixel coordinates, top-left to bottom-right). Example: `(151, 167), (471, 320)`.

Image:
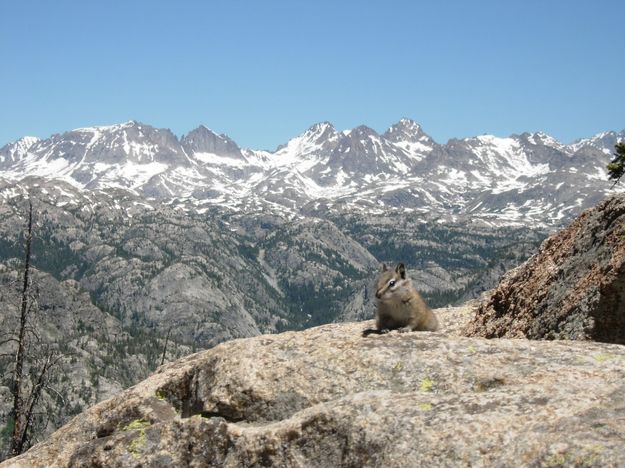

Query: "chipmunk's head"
(375, 263), (410, 300)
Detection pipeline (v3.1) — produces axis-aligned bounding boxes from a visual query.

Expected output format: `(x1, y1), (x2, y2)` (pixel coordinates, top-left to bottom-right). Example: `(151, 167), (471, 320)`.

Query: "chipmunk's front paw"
(362, 328), (390, 337)
(397, 326), (412, 333)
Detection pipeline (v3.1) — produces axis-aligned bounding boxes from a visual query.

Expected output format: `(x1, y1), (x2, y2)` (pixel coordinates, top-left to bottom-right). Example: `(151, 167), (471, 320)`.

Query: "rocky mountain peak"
(181, 125), (243, 160)
(0, 136), (40, 168)
(301, 121), (338, 144)
(324, 124), (413, 176)
(307, 121), (334, 132)
(71, 120), (147, 136)
(334, 125), (384, 159)
(569, 130), (625, 155)
(515, 131), (564, 149)
(349, 125), (378, 139)
(398, 116), (419, 127)
(60, 121), (185, 166)
(383, 117), (431, 143)
(273, 122), (340, 160)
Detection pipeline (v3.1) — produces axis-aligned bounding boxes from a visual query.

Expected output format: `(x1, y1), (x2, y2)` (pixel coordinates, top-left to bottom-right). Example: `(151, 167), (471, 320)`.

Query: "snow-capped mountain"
(0, 135), (40, 168)
(0, 119), (622, 226)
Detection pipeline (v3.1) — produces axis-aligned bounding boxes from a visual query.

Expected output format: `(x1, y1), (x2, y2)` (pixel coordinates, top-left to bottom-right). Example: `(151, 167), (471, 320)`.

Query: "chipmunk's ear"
(395, 263), (406, 279)
(380, 263), (388, 272)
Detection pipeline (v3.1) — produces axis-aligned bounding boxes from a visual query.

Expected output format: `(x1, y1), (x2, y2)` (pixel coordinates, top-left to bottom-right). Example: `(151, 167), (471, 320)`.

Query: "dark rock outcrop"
(463, 194), (625, 343)
(5, 313), (625, 467)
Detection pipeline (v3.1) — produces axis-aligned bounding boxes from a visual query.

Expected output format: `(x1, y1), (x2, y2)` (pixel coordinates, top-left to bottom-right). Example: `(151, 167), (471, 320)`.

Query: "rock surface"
(464, 194), (625, 344)
(6, 309), (625, 467)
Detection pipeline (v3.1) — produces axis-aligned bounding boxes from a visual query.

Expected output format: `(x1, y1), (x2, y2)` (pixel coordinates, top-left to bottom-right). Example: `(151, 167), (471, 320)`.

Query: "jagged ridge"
(1, 119), (622, 226)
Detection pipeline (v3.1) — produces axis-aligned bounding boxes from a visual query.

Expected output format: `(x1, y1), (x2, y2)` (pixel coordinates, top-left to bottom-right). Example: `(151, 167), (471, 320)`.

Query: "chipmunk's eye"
(389, 280), (396, 287)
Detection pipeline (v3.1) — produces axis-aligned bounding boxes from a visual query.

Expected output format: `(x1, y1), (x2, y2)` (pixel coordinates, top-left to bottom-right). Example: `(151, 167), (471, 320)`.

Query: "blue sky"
(1, 0), (624, 150)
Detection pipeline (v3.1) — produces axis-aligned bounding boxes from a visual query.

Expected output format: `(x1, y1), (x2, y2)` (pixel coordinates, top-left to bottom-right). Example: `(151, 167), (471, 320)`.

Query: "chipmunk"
(362, 263), (439, 336)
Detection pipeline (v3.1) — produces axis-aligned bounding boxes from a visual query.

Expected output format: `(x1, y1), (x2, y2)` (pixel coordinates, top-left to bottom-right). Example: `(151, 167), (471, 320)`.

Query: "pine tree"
(607, 142), (625, 185)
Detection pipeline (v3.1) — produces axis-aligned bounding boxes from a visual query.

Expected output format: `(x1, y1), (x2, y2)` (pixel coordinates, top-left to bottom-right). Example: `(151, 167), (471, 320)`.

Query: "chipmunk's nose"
(375, 290), (382, 299)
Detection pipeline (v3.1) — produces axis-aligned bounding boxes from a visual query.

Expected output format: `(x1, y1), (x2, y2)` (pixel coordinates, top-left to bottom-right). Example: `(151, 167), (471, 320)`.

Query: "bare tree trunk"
(9, 201), (33, 458)
(18, 351), (57, 453)
(160, 327), (172, 366)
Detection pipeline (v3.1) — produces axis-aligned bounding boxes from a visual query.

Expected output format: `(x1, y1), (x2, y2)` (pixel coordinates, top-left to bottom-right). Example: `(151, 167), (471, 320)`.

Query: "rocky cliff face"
(463, 194), (625, 343)
(6, 308), (625, 467)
